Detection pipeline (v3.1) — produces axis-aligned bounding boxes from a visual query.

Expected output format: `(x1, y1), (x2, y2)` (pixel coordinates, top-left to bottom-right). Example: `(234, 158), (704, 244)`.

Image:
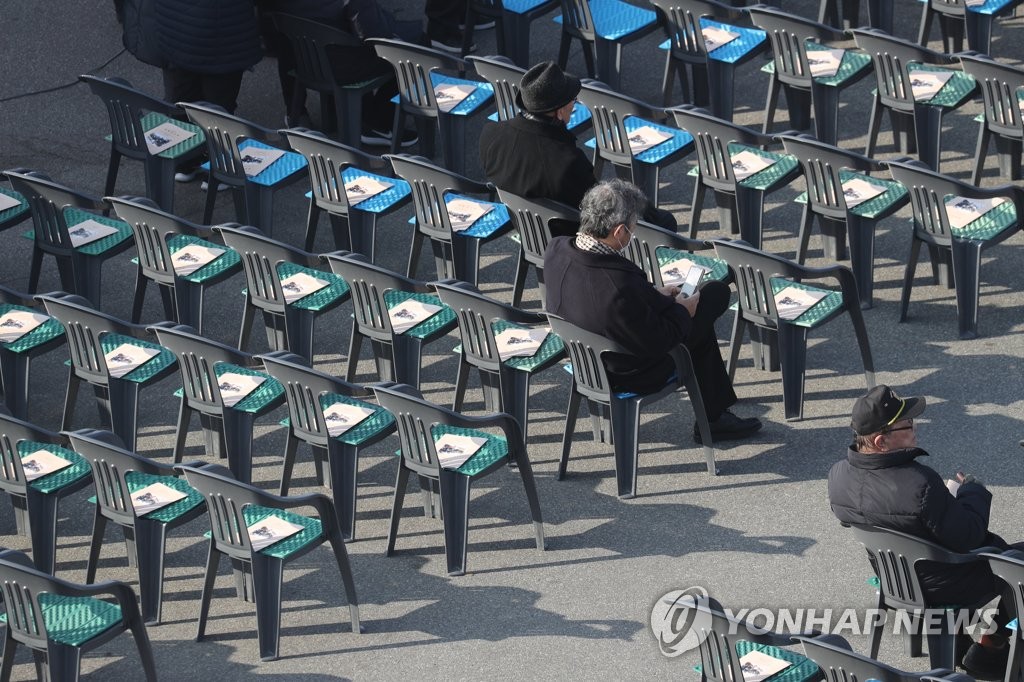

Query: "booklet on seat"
(20, 449), (73, 481)
(68, 218), (119, 247)
(322, 402), (376, 437)
(446, 198), (494, 232)
(943, 195), (1005, 229)
(344, 176), (393, 205)
(774, 285), (828, 320)
(131, 481), (187, 514)
(144, 121), (196, 154)
(105, 343), (160, 378)
(0, 193), (22, 212)
(494, 326), (550, 360)
(0, 310), (49, 343)
(247, 514), (304, 551)
(279, 271), (329, 303)
(627, 125), (673, 154)
(217, 372), (266, 407)
(434, 433), (488, 470)
(739, 649), (792, 682)
(172, 243), (225, 276)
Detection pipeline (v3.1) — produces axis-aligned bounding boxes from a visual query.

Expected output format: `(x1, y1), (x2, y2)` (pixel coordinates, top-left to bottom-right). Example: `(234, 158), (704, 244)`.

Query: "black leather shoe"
(962, 642), (1009, 680)
(694, 411), (762, 444)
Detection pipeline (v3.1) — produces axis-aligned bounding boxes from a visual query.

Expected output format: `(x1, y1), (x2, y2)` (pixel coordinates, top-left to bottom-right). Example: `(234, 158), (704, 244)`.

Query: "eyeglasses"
(883, 420), (915, 434)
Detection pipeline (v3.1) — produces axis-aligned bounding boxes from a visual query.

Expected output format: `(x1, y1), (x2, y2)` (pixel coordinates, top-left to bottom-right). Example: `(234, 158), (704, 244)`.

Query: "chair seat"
(560, 361), (676, 400)
(23, 208), (133, 257)
(99, 333), (177, 385)
(241, 505), (322, 559)
(0, 187), (29, 231)
(793, 170), (907, 219)
(770, 278), (843, 328)
(0, 592), (121, 646)
(200, 139), (308, 188)
(390, 74), (496, 117)
(503, 0), (555, 13)
(339, 168), (412, 214)
(686, 143), (799, 191)
(124, 471), (205, 523)
(907, 63), (977, 108)
(277, 392), (396, 447)
(430, 423), (509, 476)
(172, 362), (284, 415)
(381, 290), (456, 340)
(166, 234), (241, 284)
(657, 18), (768, 65)
(553, 0), (657, 40)
(407, 194), (512, 239)
(918, 0), (1018, 14)
(0, 303), (64, 354)
(274, 262), (350, 312)
(761, 42), (872, 87)
(103, 112), (206, 161)
(655, 248), (730, 282)
(18, 440), (90, 494)
(489, 319), (566, 373)
(947, 196), (1018, 240)
(732, 641), (821, 682)
(584, 116), (694, 164)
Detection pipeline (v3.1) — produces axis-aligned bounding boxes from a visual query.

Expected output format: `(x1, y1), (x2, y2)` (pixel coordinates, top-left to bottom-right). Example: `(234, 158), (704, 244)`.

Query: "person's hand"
(956, 471), (984, 487)
(657, 285), (680, 298)
(676, 290), (700, 317)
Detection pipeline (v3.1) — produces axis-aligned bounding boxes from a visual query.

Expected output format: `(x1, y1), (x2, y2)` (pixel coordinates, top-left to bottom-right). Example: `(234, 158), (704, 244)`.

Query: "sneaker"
(459, 18), (496, 30)
(360, 127), (419, 148)
(200, 181), (230, 192)
(962, 642), (1010, 680)
(174, 169), (198, 183)
(429, 29), (475, 55)
(693, 410), (762, 444)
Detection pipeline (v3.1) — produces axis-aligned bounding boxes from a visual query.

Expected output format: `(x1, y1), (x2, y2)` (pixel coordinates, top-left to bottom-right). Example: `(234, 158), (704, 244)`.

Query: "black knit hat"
(516, 61), (581, 114)
(851, 385), (927, 436)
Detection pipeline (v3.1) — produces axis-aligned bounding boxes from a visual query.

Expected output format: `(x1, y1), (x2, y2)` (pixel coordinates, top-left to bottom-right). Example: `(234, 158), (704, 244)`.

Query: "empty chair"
(886, 159), (1024, 339)
(620, 219), (727, 289)
(917, 0), (1024, 56)
(669, 106), (800, 248)
(258, 351), (397, 542)
(107, 195), (242, 334)
(5, 170), (134, 309)
(369, 38), (494, 174)
(149, 323), (285, 484)
(0, 284), (66, 419)
(554, 0), (659, 91)
(494, 188), (580, 308)
(281, 127), (412, 254)
(462, 0), (559, 66)
(386, 153), (512, 286)
(323, 251), (458, 390)
(852, 29), (977, 172)
(711, 240), (874, 421)
(778, 133), (909, 309)
(797, 634), (963, 682)
(651, 0), (768, 120)
(959, 53), (1024, 184)
(546, 313), (716, 498)
(432, 280), (566, 442)
(214, 224), (350, 364)
(0, 551), (157, 681)
(749, 5), (872, 146)
(372, 382), (544, 576)
(65, 428), (206, 625)
(37, 292), (178, 452)
(80, 74), (206, 212)
(0, 413), (91, 575)
(577, 80), (694, 206)
(984, 552), (1024, 682)
(179, 101), (308, 234)
(270, 13), (393, 146)
(179, 463), (360, 661)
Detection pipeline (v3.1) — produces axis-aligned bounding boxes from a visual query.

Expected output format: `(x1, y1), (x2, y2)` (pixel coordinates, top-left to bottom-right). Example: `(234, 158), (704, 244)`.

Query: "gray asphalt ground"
(1, 0), (1023, 679)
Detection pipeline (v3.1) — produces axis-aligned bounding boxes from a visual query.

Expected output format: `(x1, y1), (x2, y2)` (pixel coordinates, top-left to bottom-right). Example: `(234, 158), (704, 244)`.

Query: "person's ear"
(872, 433), (886, 450)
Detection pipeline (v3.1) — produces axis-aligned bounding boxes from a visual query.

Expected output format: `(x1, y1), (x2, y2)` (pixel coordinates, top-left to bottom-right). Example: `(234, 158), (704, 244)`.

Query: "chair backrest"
(495, 188), (579, 270)
(148, 323), (246, 411)
(985, 552), (1024, 632)
(558, 0), (596, 40)
(107, 195), (209, 287)
(926, 0), (966, 17)
(36, 292), (135, 385)
(385, 153), (491, 245)
(650, 0), (742, 61)
(322, 251), (419, 340)
(270, 13), (365, 94)
(0, 412), (65, 498)
(282, 128), (388, 217)
(432, 280), (520, 372)
(778, 134), (877, 219)
(749, 6), (842, 88)
(178, 464), (268, 557)
(368, 38), (465, 117)
(851, 29), (949, 113)
(467, 55), (525, 122)
(64, 428), (161, 527)
(622, 219), (711, 286)
(0, 556), (60, 648)
(213, 224), (307, 316)
(711, 239), (806, 328)
(4, 170), (105, 255)
(179, 102), (272, 185)
(577, 80), (664, 168)
(959, 54), (1024, 140)
(545, 313), (627, 404)
(258, 351), (368, 447)
(669, 106), (767, 191)
(79, 75), (180, 160)
(797, 635), (927, 682)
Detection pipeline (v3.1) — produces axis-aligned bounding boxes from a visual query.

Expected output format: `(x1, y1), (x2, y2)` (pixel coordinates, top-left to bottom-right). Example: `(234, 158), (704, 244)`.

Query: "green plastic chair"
(64, 428), (206, 625)
(178, 463), (360, 662)
(797, 634), (968, 682)
(0, 284), (66, 420)
(371, 383), (544, 576)
(0, 550), (157, 682)
(0, 414), (91, 576)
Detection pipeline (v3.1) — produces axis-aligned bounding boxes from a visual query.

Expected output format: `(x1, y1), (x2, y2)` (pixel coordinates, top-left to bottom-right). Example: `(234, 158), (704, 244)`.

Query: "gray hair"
(578, 179), (647, 239)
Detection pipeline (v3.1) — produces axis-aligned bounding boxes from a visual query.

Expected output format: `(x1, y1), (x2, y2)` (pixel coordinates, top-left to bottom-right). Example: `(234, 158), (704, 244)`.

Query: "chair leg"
(951, 240), (984, 340)
(972, 124), (991, 185)
(251, 556), (285, 661)
(279, 433), (299, 495)
(61, 373), (80, 432)
(104, 149), (121, 198)
(438, 468), (471, 576)
(107, 378), (141, 452)
(689, 176), (706, 239)
(391, 336), (424, 390)
(726, 314), (746, 381)
(134, 519), (168, 625)
(27, 249), (43, 295)
(26, 490), (60, 575)
(557, 388), (582, 480)
(222, 410), (256, 484)
(847, 301), (876, 389)
(511, 246), (528, 308)
(346, 326), (364, 383)
(796, 204), (815, 264)
(0, 631), (18, 682)
(899, 237), (923, 322)
(85, 509), (108, 583)
(304, 203), (321, 252)
(327, 443), (360, 542)
(196, 541), (220, 642)
(173, 401), (192, 463)
(325, 531), (361, 634)
(511, 441), (545, 552)
(865, 94), (883, 157)
(131, 270), (149, 324)
(777, 323), (809, 421)
(0, 350), (32, 420)
(45, 642), (83, 682)
(385, 464), (410, 556)
(918, 2), (932, 45)
(763, 75), (780, 135)
(452, 356), (470, 412)
(609, 396), (642, 499)
(846, 215), (877, 309)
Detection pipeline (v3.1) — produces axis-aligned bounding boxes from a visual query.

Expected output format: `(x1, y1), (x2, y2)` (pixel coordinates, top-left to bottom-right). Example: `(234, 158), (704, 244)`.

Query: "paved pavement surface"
(1, 0), (1023, 679)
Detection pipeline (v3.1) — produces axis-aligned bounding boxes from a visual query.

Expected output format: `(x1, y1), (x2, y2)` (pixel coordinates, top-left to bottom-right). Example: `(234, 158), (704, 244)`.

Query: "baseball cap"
(851, 385), (926, 436)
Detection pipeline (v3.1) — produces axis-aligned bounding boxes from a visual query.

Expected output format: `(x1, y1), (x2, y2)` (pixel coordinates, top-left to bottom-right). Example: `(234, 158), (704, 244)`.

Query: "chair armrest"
(250, 488), (338, 523)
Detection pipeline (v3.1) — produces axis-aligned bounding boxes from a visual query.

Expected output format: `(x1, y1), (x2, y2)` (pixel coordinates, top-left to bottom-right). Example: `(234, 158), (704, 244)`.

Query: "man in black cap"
(479, 61), (675, 233)
(828, 384), (1017, 679)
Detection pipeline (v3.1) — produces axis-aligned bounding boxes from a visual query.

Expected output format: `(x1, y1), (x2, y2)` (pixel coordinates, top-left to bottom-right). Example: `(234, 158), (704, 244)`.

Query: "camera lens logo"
(649, 586), (711, 657)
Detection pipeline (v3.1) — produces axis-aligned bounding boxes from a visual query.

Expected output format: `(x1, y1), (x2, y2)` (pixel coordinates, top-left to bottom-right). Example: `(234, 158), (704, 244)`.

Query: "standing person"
(425, 0), (470, 53)
(828, 385), (1019, 680)
(543, 179), (761, 441)
(479, 61), (677, 233)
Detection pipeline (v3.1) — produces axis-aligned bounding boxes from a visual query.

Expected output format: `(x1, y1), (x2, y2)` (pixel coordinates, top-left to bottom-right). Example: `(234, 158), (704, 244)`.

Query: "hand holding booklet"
(247, 515), (304, 551)
(774, 285), (828, 320)
(739, 649), (792, 682)
(105, 343), (160, 378)
(0, 310), (49, 343)
(131, 482), (187, 514)
(494, 326), (550, 360)
(434, 433), (488, 470)
(20, 449), (72, 481)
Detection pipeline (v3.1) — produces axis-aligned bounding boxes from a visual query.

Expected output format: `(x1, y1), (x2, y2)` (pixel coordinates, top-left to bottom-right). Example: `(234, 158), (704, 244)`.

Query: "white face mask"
(615, 224), (634, 253)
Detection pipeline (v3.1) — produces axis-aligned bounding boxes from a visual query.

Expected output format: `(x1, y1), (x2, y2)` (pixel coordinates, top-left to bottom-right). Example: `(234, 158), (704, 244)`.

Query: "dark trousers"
(425, 0), (465, 34)
(162, 67), (244, 114)
(685, 280), (737, 420)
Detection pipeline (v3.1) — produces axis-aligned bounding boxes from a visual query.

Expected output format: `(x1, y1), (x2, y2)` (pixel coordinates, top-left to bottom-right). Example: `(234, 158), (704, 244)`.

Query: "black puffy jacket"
(155, 0), (262, 74)
(828, 446), (1008, 605)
